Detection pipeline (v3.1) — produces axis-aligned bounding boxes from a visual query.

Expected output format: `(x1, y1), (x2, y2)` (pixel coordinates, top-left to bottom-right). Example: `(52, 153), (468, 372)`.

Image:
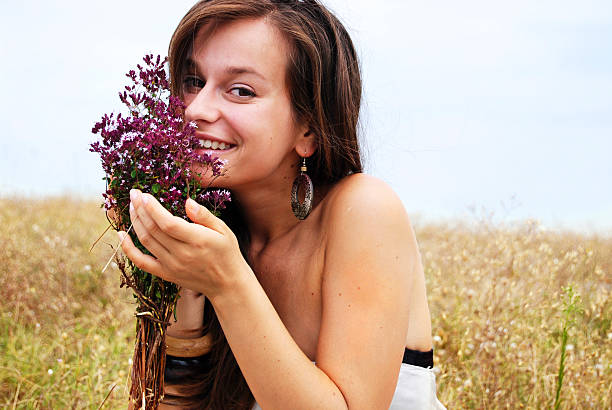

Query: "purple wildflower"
(90, 54), (228, 223)
(89, 54), (231, 409)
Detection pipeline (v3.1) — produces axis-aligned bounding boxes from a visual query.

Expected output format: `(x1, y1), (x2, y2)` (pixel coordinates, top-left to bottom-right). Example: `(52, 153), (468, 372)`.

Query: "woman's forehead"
(189, 18), (290, 80)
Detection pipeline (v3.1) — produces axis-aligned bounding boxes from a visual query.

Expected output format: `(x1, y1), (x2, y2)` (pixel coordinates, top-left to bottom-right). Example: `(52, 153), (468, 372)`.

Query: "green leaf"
(152, 183), (161, 194)
(131, 169), (137, 178)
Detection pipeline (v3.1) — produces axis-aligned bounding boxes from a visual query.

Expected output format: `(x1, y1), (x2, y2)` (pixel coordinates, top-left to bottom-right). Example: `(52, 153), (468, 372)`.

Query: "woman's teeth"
(198, 139), (230, 150)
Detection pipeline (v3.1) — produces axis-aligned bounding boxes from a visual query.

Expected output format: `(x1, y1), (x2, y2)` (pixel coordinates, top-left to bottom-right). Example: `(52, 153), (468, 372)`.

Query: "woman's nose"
(184, 86), (221, 124)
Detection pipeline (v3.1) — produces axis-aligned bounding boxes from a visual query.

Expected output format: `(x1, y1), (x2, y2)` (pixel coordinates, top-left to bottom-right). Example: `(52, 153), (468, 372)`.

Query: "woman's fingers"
(185, 197), (228, 234)
(118, 231), (165, 278)
(136, 190), (216, 241)
(130, 193), (188, 256)
(129, 199), (175, 261)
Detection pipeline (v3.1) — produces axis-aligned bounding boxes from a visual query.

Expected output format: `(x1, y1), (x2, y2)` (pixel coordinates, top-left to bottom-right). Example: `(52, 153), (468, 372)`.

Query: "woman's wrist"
(207, 259), (256, 311)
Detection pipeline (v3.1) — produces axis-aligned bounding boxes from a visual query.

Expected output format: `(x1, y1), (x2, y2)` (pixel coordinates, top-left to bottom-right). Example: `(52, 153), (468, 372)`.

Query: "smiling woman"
(119, 1), (445, 409)
(183, 18), (312, 192)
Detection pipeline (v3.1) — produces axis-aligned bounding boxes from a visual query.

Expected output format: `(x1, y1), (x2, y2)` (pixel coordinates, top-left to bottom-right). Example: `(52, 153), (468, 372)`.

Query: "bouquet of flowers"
(90, 54), (230, 408)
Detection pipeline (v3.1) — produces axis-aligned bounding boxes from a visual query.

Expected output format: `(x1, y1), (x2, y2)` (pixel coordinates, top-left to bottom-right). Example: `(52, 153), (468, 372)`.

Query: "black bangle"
(164, 354), (211, 384)
(402, 348), (434, 369)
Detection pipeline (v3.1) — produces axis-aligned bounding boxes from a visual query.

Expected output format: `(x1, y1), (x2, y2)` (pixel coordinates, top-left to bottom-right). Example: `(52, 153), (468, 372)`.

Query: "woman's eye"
(183, 76), (204, 92)
(229, 87), (255, 98)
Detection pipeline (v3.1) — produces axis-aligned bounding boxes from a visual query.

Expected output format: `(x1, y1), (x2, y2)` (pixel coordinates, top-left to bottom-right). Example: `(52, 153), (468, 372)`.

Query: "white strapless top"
(252, 362), (446, 409)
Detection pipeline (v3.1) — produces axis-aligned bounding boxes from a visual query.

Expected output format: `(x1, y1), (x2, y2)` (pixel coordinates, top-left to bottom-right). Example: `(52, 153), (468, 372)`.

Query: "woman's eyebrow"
(184, 58), (266, 80)
(184, 58), (200, 74)
(223, 66), (266, 80)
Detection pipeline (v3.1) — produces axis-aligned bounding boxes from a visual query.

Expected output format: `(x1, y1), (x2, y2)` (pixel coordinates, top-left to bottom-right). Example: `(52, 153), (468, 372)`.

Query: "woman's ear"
(295, 128), (317, 158)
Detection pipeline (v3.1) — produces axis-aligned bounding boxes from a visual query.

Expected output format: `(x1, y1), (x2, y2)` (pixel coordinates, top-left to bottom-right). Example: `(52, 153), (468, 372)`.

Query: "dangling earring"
(291, 156), (313, 220)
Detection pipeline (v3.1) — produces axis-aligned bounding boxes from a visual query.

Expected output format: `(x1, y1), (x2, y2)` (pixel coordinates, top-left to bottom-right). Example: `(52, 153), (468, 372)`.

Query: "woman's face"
(184, 18), (308, 190)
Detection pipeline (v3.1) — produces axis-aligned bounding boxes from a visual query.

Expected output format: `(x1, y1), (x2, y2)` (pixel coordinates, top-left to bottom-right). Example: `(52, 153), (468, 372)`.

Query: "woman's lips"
(194, 146), (236, 158)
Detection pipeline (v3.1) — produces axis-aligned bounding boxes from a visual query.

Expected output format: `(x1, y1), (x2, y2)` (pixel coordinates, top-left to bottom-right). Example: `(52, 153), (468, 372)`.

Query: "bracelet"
(165, 333), (213, 357)
(164, 354), (210, 384)
(162, 334), (213, 407)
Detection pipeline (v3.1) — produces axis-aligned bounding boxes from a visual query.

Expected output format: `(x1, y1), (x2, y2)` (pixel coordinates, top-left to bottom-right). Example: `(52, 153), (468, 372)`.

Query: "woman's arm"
(211, 176), (415, 410)
(120, 176), (417, 409)
(210, 264), (349, 409)
(315, 174), (415, 408)
(120, 191), (347, 409)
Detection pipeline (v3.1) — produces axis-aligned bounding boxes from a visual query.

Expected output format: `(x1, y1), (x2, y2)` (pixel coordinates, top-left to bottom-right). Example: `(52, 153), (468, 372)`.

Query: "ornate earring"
(291, 157), (313, 220)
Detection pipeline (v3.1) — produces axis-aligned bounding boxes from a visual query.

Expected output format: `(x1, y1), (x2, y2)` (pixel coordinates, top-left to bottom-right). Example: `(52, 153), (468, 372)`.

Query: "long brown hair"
(168, 1), (363, 408)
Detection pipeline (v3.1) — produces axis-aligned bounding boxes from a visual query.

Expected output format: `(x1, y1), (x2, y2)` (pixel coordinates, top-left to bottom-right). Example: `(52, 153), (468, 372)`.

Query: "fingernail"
(130, 189), (142, 202)
(142, 195), (149, 205)
(129, 202), (134, 212)
(117, 231), (125, 241)
(186, 197), (197, 211)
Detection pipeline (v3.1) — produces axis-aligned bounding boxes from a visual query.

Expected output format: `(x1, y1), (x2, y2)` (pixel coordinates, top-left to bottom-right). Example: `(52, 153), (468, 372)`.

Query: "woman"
(119, 0), (445, 408)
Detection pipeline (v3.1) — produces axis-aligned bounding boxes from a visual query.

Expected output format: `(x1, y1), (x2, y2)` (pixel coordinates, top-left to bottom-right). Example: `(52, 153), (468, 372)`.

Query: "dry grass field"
(0, 197), (610, 409)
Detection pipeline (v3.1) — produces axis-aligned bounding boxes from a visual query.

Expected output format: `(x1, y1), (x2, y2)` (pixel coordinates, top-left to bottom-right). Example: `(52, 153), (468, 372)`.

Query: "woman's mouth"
(197, 138), (235, 151)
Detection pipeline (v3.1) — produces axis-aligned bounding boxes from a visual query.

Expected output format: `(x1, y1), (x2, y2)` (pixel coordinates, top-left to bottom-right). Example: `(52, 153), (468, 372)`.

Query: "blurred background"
(1, 0), (611, 232)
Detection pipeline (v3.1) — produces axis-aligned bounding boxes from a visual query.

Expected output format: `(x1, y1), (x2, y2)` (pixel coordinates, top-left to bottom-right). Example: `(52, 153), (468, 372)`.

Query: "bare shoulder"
(320, 172), (419, 281)
(321, 173), (411, 234)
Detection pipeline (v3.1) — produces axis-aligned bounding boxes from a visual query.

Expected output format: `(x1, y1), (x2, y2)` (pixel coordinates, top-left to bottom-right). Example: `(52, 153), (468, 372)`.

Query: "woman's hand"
(118, 189), (248, 299)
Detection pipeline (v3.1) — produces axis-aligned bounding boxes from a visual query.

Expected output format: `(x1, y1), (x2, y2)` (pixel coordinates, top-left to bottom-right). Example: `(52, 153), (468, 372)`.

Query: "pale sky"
(1, 0), (611, 233)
